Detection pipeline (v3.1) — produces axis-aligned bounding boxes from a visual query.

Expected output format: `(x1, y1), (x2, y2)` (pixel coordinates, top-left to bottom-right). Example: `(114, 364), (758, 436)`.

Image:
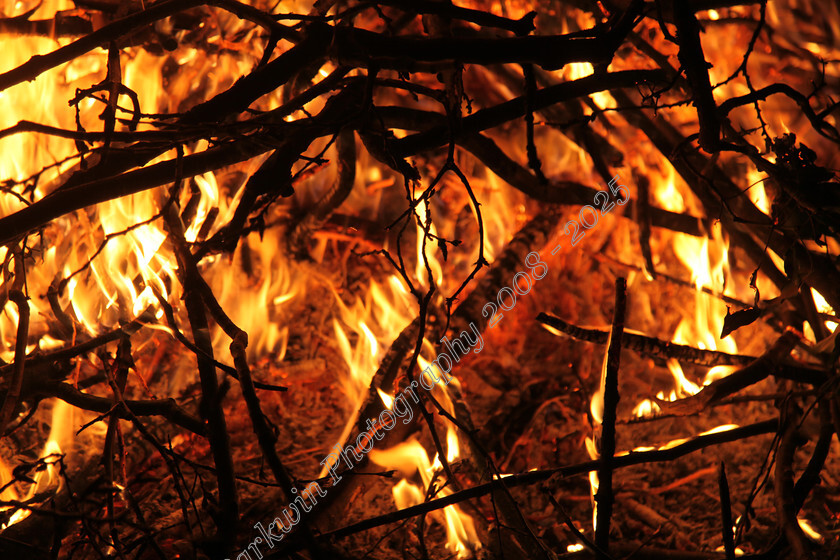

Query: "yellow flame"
(446, 426), (460, 463)
(1, 399), (75, 530)
(671, 224), (737, 355)
(704, 365), (739, 386)
(653, 166), (685, 213)
(798, 517), (823, 541)
(584, 436), (599, 530)
(715, 545), (745, 556)
(632, 399), (660, 417)
(392, 478), (425, 510)
(654, 425), (740, 453)
(699, 424), (740, 436)
(370, 440), (480, 557)
(746, 169), (771, 215)
(659, 437), (690, 450)
(811, 287), (837, 334)
(666, 359), (701, 399)
(811, 288), (834, 314)
(377, 388), (394, 409)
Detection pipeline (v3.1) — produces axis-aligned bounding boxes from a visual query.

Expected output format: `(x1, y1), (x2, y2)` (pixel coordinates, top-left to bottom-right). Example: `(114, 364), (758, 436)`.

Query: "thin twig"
(718, 462), (736, 560)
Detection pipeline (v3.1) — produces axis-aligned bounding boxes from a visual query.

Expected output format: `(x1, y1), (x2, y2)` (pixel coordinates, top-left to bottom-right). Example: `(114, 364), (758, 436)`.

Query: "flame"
(666, 359), (701, 399)
(798, 517), (823, 541)
(320, 275), (418, 480)
(330, 274), (416, 403)
(377, 388), (395, 409)
(1, 400), (75, 529)
(630, 177), (741, 415)
(559, 17), (613, 111)
(704, 365), (739, 386)
(480, 173), (528, 259)
(629, 424), (742, 456)
(810, 287), (838, 335)
(0, 0), (307, 535)
(584, 435), (599, 530)
(392, 478), (426, 510)
(590, 388), (604, 426)
(811, 288), (834, 315)
(672, 224), (736, 353)
(746, 169), (772, 216)
(0, 0), (305, 364)
(699, 424), (740, 436)
(0, 4), (93, 526)
(370, 439), (479, 558)
(445, 426), (460, 463)
(3, 0), (817, 553)
(632, 399), (660, 417)
(653, 166), (685, 213)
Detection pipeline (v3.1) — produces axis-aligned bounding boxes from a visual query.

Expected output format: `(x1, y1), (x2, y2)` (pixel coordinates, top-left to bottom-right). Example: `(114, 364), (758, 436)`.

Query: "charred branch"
(164, 206), (238, 552)
(594, 277), (626, 555)
(673, 1), (721, 152)
(655, 331), (801, 416)
(393, 70), (668, 158)
(537, 313), (827, 388)
(537, 312), (755, 367)
(718, 463), (736, 560)
(774, 402), (812, 560)
(44, 382), (205, 435)
(457, 132), (709, 236)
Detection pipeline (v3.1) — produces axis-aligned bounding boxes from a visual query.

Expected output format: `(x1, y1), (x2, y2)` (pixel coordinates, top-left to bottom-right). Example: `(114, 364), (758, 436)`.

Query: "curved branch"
(45, 382), (205, 435)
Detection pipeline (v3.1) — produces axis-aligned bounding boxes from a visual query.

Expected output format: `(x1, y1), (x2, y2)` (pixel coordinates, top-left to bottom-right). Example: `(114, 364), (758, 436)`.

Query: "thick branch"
(673, 1), (721, 151)
(381, 0), (536, 33)
(774, 404), (811, 560)
(656, 331), (800, 416)
(537, 314), (825, 387)
(45, 382), (205, 435)
(164, 206), (238, 550)
(393, 69), (667, 157)
(0, 137), (269, 247)
(457, 132), (708, 236)
(594, 277), (626, 555)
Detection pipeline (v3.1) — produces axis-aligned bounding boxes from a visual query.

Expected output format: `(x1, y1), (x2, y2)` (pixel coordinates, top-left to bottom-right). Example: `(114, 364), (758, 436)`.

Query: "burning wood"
(0, 0), (839, 559)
